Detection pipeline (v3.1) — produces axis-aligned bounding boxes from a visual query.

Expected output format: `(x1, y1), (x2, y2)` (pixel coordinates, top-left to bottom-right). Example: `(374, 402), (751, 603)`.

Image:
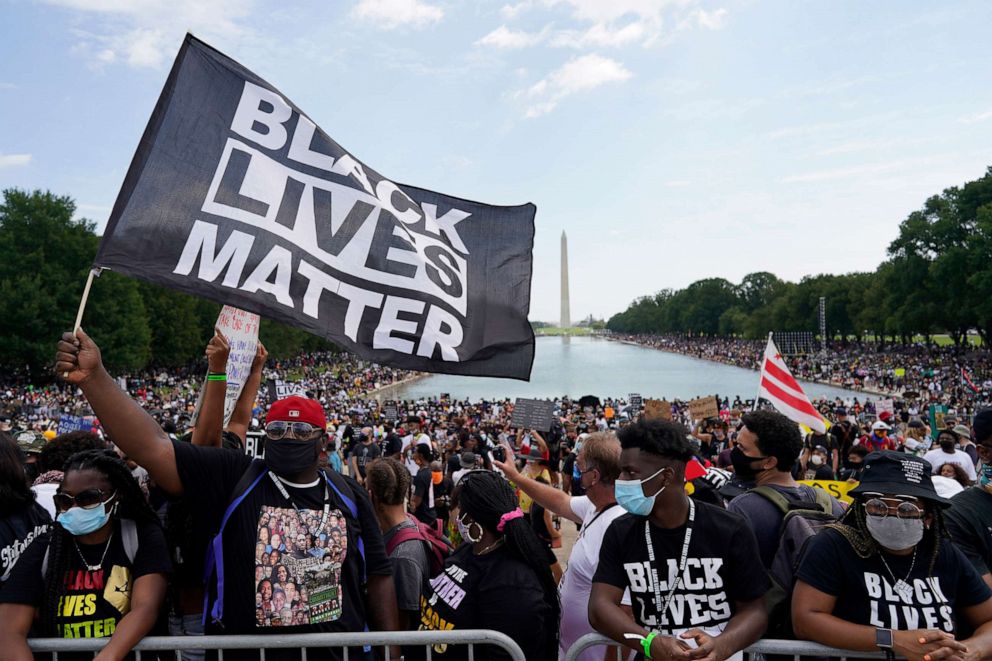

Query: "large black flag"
(96, 35), (535, 380)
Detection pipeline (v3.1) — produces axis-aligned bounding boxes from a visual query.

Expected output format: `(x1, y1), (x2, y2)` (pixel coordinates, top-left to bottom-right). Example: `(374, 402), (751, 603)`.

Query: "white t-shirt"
(923, 448), (977, 482)
(558, 496), (629, 661)
(402, 432), (433, 475)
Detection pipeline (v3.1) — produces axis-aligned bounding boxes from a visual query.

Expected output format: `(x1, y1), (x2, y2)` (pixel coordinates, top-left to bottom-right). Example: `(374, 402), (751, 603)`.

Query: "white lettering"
(416, 306), (462, 361)
(373, 296), (425, 354)
(174, 220), (253, 287)
(298, 260), (340, 318)
(375, 179), (422, 226)
(239, 244), (294, 306)
(231, 82), (292, 151)
(338, 283), (384, 343)
(423, 203), (471, 255)
(288, 116), (335, 172)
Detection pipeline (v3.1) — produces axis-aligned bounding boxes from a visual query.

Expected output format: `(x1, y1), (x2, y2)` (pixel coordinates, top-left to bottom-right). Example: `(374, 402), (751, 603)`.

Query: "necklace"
(476, 537), (505, 556)
(73, 529), (115, 573)
(878, 546), (917, 601)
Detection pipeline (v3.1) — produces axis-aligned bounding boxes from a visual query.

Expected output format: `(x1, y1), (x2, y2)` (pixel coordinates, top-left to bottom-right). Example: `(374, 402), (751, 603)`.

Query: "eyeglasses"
(862, 493), (923, 520)
(265, 421), (321, 440)
(53, 488), (116, 512)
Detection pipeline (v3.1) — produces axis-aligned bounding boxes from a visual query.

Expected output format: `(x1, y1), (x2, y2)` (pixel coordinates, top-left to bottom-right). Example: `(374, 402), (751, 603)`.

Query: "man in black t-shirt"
(54, 330), (400, 661)
(349, 427), (380, 485)
(590, 418), (768, 661)
(409, 444), (436, 526)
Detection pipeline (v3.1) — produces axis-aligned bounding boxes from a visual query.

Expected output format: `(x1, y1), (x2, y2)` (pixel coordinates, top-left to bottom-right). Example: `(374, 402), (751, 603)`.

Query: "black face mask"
(265, 438), (319, 478)
(730, 446), (767, 481)
(844, 459), (863, 470)
(939, 440), (956, 452)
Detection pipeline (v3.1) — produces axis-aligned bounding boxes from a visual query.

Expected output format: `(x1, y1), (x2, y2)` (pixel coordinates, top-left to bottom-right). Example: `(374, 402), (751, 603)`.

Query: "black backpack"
(752, 485), (838, 638)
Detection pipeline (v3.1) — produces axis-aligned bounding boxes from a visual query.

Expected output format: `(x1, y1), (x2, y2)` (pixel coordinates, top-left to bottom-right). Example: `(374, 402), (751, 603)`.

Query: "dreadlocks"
(42, 449), (159, 634)
(830, 496), (951, 578)
(457, 470), (561, 661)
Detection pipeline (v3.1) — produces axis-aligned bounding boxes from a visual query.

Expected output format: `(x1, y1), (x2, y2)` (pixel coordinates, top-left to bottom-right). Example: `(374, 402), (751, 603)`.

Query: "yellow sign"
(799, 479), (857, 504)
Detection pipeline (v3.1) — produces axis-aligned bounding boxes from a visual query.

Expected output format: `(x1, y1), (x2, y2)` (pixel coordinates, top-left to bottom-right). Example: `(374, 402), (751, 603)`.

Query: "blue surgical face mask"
(615, 466), (668, 516)
(57, 497), (116, 536)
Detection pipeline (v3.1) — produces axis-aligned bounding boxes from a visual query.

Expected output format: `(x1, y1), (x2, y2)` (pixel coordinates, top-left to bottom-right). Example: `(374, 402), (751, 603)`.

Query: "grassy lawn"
(534, 326), (596, 337)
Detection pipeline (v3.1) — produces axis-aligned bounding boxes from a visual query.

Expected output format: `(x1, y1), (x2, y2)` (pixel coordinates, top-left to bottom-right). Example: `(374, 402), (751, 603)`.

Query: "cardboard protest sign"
(929, 404), (948, 432)
(93, 35), (536, 380)
(218, 306), (259, 424)
(644, 399), (672, 421)
(688, 396), (719, 421)
(511, 398), (556, 431)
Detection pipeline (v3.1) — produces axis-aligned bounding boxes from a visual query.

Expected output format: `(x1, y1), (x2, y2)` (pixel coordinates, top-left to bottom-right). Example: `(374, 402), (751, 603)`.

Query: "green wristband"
(642, 631), (659, 659)
(206, 374), (227, 381)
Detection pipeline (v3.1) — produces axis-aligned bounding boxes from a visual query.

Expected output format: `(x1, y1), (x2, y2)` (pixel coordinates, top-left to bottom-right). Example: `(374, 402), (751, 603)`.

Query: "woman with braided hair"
(794, 451), (992, 661)
(414, 469), (559, 660)
(0, 449), (170, 660)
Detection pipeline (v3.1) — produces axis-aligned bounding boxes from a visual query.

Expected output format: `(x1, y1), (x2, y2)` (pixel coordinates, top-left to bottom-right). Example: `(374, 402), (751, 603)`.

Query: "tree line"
(607, 167), (992, 346)
(0, 189), (334, 377)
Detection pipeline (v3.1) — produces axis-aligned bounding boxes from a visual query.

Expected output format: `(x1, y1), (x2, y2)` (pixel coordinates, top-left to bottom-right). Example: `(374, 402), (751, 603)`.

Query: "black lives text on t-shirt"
(797, 528), (992, 633)
(594, 502), (769, 636)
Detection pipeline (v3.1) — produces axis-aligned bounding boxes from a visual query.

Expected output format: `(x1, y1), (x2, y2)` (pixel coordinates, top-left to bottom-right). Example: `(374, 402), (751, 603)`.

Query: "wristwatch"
(876, 627), (895, 661)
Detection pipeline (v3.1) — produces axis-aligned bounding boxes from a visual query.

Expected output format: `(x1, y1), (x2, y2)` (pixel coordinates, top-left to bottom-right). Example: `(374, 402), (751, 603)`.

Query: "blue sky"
(3, 0), (992, 323)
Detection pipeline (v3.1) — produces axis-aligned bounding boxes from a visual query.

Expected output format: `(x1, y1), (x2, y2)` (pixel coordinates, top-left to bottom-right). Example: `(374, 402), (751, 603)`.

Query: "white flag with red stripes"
(758, 335), (827, 433)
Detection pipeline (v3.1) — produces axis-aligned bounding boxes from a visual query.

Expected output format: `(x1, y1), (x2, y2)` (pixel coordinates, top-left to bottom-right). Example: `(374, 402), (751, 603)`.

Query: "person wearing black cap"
(944, 409), (992, 589)
(793, 451), (992, 660)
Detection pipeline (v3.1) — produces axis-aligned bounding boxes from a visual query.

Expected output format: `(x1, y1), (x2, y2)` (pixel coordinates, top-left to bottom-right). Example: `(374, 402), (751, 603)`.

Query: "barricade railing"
(564, 632), (890, 661)
(28, 629), (526, 660)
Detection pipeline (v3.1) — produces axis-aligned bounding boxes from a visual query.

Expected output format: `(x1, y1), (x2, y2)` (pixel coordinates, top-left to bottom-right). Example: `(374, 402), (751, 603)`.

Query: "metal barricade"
(28, 629), (526, 661)
(564, 632), (891, 661)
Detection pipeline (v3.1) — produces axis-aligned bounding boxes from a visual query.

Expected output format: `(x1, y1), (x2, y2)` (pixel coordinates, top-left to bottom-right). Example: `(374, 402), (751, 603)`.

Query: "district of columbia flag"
(758, 334), (828, 434)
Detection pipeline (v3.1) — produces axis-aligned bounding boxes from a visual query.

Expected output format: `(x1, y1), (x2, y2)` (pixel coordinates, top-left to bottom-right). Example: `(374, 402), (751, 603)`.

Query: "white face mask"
(810, 455), (824, 466)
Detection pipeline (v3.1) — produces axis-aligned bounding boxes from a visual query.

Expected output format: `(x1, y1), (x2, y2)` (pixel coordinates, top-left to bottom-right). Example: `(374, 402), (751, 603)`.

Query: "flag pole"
(63, 268), (101, 378)
(73, 268), (101, 334)
(753, 332), (773, 411)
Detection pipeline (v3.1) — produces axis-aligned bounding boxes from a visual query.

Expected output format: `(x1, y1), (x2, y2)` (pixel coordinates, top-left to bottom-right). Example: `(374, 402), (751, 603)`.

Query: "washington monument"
(560, 230), (571, 327)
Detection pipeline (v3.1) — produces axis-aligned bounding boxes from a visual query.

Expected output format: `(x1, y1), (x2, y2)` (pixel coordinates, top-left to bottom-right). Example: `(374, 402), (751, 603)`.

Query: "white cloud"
(42, 0), (257, 69)
(351, 0), (443, 29)
(500, 1), (534, 19)
(519, 53), (632, 117)
(550, 21), (646, 48)
(664, 180), (691, 187)
(0, 153), (32, 168)
(684, 8), (727, 30)
(959, 109), (992, 124)
(476, 25), (546, 49)
(779, 159), (932, 183)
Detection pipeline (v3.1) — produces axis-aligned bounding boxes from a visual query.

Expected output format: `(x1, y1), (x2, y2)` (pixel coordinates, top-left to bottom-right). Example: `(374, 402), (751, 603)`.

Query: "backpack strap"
(322, 469), (365, 582)
(203, 460), (268, 626)
(751, 486), (793, 514)
(385, 524), (424, 556)
(811, 486), (834, 514)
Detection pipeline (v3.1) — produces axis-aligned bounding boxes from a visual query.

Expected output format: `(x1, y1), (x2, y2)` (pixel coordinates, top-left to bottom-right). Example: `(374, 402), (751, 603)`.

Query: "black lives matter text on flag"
(94, 34), (536, 380)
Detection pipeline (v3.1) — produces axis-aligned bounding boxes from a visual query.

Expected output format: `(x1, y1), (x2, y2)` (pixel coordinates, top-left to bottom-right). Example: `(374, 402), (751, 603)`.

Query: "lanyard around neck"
(645, 498), (695, 628)
(268, 471), (331, 539)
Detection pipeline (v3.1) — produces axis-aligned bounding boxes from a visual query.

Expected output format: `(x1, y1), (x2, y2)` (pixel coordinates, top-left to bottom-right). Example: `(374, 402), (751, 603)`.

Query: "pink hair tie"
(497, 508), (524, 532)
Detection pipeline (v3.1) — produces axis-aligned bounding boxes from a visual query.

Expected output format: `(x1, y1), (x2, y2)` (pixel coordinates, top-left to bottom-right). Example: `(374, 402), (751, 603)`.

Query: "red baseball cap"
(878, 410), (893, 423)
(267, 396), (327, 430)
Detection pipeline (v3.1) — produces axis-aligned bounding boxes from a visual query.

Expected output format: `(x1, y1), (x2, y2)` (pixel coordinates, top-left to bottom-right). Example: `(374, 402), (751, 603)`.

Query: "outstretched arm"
(56, 329), (183, 496)
(191, 330), (229, 448)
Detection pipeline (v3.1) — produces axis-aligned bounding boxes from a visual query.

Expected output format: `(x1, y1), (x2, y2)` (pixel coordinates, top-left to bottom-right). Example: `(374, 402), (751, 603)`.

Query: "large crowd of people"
(3, 329), (992, 661)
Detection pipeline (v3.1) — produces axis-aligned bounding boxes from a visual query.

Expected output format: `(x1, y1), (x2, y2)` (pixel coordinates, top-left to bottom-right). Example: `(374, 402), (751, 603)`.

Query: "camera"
(492, 446), (506, 462)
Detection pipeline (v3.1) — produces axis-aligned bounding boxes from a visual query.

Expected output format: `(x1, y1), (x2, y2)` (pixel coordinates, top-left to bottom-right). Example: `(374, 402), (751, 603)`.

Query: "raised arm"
(191, 330), (229, 448)
(227, 341), (267, 443)
(56, 329), (183, 496)
(492, 441), (580, 524)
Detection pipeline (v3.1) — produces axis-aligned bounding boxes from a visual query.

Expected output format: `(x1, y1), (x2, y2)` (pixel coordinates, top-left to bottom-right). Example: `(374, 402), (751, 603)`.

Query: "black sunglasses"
(53, 488), (116, 512)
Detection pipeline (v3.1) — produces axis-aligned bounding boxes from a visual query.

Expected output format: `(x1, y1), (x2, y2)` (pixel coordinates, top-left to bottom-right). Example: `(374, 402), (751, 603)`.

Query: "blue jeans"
(168, 612), (205, 661)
